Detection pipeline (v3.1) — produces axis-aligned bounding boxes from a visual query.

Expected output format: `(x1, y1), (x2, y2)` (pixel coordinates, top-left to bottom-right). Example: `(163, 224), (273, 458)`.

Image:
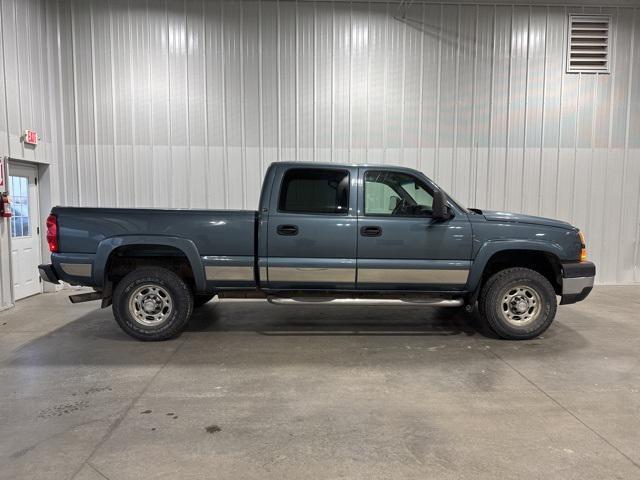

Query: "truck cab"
(39, 162), (595, 341)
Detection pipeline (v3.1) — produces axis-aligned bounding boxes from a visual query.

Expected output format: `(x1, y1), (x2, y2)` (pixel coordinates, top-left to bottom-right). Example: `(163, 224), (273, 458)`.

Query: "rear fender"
(93, 236), (207, 292)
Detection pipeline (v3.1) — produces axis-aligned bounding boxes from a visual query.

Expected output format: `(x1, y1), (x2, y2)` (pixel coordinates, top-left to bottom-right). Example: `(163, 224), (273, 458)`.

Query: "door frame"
(7, 159), (43, 301)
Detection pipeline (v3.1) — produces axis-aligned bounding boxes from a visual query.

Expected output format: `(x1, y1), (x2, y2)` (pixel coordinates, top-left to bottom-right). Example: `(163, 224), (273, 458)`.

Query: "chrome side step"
(267, 297), (463, 307)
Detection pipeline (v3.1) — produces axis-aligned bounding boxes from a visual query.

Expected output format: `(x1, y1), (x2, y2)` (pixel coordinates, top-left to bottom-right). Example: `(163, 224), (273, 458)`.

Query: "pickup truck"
(39, 162), (595, 341)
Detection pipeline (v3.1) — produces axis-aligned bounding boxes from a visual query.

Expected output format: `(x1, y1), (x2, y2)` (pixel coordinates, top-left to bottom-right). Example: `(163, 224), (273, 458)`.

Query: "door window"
(279, 168), (350, 214)
(364, 170), (433, 217)
(9, 175), (30, 237)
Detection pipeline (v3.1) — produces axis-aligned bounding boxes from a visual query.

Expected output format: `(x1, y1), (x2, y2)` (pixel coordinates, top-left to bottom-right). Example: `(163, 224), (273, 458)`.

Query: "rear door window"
(279, 168), (350, 214)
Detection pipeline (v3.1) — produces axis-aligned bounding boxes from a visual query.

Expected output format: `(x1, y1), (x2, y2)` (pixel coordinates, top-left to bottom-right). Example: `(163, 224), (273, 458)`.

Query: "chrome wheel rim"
(500, 285), (542, 327)
(129, 284), (173, 326)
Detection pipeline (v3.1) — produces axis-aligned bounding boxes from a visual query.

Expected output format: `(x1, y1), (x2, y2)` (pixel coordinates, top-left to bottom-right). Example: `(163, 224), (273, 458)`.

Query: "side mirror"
(432, 189), (451, 220)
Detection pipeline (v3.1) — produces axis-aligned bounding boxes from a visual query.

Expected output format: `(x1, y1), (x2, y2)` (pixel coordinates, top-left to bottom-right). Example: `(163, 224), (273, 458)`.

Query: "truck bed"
(52, 207), (257, 257)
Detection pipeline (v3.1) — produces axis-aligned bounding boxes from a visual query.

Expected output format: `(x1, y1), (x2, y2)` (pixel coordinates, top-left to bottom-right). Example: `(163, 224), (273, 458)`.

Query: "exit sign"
(23, 130), (38, 145)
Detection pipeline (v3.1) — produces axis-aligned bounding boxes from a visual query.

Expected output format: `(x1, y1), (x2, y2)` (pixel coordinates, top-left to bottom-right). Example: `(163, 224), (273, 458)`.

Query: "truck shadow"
(187, 301), (485, 337)
(4, 300), (589, 367)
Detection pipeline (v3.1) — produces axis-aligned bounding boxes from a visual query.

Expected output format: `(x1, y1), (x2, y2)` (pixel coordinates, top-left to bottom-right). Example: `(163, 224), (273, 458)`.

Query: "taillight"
(46, 214), (58, 252)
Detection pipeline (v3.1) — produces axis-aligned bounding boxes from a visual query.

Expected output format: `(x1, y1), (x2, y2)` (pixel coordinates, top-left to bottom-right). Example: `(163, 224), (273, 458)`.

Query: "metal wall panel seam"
(295, 0), (299, 163)
(348, 2), (353, 163)
(24, 2), (36, 159)
(89, 1), (101, 207)
(519, 5), (531, 211)
(416, 3), (425, 171)
(634, 7), (640, 283)
(570, 57), (581, 220)
(258, 0), (265, 175)
(276, 0), (282, 165)
(452, 4), (461, 191)
(485, 5), (496, 206)
(434, 3), (443, 178)
(381, 3), (388, 164)
(220, 0), (228, 209)
(537, 6), (549, 216)
(147, 0), (156, 207)
(470, 4), (479, 206)
(399, 8), (406, 165)
(502, 5), (513, 210)
(599, 8), (619, 270)
(584, 4), (604, 239)
(239, 1), (246, 209)
(108, 1), (119, 207)
(10, 0), (24, 159)
(70, 2), (82, 204)
(312, 1), (317, 161)
(0, 2), (12, 154)
(330, 3), (334, 162)
(553, 6), (566, 219)
(616, 7), (636, 282)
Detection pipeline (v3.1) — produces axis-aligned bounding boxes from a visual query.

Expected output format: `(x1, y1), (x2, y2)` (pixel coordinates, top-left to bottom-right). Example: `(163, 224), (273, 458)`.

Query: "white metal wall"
(0, 1), (638, 305)
(0, 0), (56, 309)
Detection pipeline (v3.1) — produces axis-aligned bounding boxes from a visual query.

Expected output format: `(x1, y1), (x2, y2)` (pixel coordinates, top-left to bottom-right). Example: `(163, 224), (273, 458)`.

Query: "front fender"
(466, 239), (565, 292)
(93, 235), (207, 292)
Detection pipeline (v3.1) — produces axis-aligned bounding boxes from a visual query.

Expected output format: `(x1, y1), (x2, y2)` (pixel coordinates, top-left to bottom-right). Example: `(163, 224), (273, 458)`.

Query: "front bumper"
(560, 261), (595, 305)
(38, 264), (60, 284)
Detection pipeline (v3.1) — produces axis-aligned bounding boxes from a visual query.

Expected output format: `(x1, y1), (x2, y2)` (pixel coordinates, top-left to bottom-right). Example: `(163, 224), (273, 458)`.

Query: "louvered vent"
(567, 15), (611, 73)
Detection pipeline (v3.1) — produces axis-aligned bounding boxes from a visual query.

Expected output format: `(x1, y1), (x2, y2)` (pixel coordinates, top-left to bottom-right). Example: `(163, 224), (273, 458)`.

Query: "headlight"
(578, 231), (587, 261)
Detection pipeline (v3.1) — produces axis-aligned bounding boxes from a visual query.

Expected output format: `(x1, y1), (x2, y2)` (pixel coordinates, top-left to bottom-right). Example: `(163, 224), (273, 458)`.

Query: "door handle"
(360, 226), (382, 237)
(277, 224), (299, 236)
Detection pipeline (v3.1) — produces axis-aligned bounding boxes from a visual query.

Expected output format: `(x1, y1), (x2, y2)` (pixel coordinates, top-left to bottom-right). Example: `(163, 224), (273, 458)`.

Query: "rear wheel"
(478, 267), (557, 340)
(112, 267), (193, 341)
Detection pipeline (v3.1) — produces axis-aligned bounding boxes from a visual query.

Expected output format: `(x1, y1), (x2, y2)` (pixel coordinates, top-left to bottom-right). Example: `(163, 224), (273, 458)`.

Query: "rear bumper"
(560, 261), (595, 305)
(38, 264), (59, 284)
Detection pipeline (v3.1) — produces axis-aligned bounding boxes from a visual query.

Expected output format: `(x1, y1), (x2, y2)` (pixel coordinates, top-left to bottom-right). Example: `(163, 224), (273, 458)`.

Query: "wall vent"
(567, 14), (611, 73)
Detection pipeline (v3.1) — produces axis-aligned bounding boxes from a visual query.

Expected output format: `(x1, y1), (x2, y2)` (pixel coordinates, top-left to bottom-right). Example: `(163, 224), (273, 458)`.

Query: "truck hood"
(479, 210), (575, 230)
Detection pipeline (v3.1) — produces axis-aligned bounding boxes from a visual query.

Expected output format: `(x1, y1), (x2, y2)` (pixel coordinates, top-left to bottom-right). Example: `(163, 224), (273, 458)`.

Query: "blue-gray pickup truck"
(39, 162), (595, 341)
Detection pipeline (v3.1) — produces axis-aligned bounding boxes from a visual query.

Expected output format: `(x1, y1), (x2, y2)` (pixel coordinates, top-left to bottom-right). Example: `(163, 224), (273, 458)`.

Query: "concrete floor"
(0, 287), (639, 479)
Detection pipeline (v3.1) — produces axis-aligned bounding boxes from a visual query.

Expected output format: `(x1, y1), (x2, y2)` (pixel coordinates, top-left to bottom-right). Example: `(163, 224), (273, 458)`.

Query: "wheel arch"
(467, 241), (564, 297)
(93, 236), (207, 293)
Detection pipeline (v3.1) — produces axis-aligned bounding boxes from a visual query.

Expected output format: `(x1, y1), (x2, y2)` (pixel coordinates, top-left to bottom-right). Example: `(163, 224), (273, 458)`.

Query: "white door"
(9, 163), (42, 300)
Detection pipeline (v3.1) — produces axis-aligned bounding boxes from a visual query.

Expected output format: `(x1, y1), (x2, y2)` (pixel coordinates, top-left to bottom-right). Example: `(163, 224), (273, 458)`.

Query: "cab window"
(279, 168), (350, 214)
(364, 170), (434, 216)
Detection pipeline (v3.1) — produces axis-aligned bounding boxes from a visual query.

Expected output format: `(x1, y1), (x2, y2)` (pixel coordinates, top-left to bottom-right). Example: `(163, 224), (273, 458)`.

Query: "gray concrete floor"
(0, 287), (639, 479)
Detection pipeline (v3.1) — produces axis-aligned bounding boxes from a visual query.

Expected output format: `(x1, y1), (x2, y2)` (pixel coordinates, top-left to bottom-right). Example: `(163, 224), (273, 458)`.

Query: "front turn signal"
(578, 231), (587, 261)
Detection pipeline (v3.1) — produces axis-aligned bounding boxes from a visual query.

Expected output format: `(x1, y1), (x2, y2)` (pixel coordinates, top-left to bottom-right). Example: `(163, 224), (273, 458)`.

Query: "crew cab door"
(356, 168), (472, 291)
(263, 165), (358, 289)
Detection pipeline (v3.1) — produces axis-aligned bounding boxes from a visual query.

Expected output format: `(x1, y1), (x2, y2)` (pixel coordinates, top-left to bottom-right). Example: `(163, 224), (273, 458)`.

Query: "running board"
(267, 297), (463, 307)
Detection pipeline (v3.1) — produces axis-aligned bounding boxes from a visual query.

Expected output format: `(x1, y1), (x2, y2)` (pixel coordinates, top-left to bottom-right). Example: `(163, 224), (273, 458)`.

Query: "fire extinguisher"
(0, 192), (11, 218)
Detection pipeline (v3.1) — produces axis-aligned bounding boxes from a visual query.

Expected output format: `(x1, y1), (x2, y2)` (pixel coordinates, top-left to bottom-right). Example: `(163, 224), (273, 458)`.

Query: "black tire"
(112, 267), (194, 341)
(194, 294), (216, 308)
(478, 267), (557, 340)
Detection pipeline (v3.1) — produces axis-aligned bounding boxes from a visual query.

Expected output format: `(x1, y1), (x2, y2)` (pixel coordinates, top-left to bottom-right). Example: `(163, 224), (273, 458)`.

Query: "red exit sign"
(23, 130), (38, 145)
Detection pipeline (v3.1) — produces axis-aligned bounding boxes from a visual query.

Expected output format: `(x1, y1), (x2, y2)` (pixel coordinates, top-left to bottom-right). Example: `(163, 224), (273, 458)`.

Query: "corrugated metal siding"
(0, 0), (52, 309)
(33, 0), (640, 285)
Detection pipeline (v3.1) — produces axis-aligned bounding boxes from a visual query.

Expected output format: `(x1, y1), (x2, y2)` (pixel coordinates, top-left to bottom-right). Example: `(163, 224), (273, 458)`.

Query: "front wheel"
(478, 267), (557, 340)
(112, 267), (194, 341)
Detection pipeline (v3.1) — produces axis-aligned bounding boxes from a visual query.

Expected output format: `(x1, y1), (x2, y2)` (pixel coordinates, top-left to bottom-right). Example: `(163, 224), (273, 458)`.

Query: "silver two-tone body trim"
(357, 268), (469, 285)
(205, 266), (254, 281)
(268, 267), (356, 283)
(60, 263), (92, 277)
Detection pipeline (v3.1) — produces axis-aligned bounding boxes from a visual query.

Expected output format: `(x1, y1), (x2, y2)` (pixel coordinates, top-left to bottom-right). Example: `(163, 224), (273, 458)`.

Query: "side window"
(279, 168), (350, 214)
(364, 170), (434, 217)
